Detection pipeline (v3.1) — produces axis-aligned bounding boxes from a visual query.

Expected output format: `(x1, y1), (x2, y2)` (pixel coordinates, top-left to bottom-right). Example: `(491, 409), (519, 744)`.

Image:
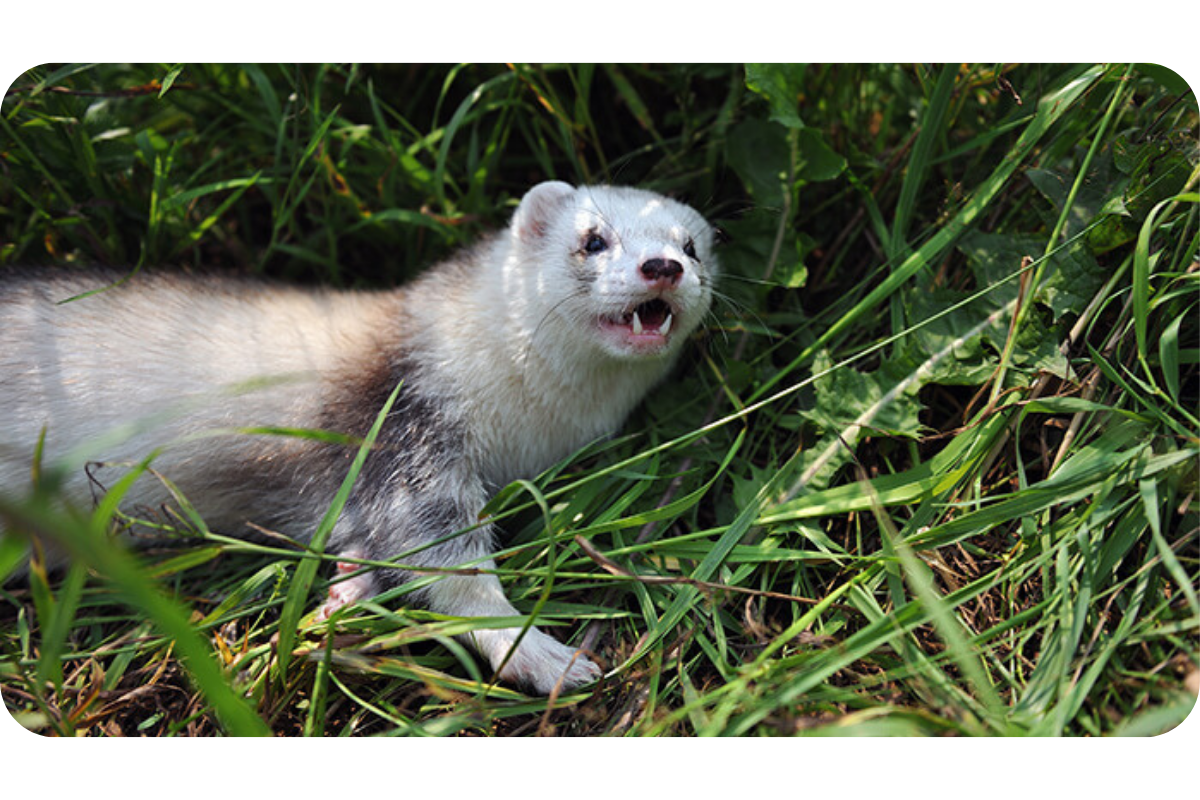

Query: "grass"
(0, 63), (1196, 737)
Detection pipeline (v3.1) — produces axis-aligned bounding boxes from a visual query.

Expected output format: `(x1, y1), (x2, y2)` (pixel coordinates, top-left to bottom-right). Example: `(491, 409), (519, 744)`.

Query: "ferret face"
(509, 182), (717, 361)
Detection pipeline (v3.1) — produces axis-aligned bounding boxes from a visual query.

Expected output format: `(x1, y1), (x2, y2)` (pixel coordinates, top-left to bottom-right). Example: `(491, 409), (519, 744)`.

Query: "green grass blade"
(1134, 192), (1199, 366)
(0, 499), (271, 735)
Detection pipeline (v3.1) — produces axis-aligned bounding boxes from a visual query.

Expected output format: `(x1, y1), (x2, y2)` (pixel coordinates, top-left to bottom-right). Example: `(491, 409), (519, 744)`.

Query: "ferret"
(0, 181), (718, 694)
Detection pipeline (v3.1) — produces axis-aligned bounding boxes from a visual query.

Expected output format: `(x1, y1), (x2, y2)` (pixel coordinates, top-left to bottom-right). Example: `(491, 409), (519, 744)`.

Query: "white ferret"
(0, 181), (718, 694)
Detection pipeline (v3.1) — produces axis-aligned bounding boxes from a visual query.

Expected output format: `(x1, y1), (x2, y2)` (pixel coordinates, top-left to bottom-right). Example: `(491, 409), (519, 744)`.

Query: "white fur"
(0, 182), (718, 694)
(437, 183), (715, 486)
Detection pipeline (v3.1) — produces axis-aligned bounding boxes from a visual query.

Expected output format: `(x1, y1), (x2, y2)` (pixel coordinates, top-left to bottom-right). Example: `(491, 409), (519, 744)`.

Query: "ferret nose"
(640, 258), (683, 288)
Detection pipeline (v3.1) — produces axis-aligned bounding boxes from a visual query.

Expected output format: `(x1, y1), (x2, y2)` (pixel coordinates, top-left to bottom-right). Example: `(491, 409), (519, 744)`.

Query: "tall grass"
(0, 63), (1196, 736)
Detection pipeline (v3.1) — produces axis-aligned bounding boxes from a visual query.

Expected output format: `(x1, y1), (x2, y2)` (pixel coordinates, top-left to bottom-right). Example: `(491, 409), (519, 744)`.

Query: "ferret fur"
(0, 181), (718, 694)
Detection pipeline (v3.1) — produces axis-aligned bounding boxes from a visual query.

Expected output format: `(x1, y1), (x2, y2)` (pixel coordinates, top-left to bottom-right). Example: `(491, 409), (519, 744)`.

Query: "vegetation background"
(0, 62), (1196, 739)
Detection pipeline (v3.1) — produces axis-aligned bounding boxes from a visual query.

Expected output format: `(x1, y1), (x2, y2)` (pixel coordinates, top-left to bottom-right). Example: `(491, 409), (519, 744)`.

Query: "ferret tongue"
(637, 303), (668, 328)
(603, 299), (675, 348)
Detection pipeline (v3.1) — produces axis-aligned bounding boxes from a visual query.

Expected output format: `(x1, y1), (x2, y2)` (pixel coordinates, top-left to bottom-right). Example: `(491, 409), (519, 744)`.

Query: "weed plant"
(0, 63), (1196, 737)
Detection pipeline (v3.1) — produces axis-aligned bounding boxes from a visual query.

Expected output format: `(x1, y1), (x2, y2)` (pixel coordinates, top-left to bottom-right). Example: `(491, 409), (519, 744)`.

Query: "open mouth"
(599, 298), (677, 350)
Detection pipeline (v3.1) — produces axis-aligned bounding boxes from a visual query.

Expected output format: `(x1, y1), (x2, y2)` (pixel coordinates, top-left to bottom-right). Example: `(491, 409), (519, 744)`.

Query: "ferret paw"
(314, 555), (375, 622)
(485, 627), (602, 695)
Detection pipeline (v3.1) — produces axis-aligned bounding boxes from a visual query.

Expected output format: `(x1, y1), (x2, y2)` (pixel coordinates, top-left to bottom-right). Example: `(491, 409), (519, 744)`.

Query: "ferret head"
(507, 181), (718, 361)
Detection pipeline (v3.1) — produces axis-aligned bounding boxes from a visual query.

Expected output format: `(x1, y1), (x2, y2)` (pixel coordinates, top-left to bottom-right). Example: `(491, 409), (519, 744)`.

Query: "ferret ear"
(512, 181), (576, 242)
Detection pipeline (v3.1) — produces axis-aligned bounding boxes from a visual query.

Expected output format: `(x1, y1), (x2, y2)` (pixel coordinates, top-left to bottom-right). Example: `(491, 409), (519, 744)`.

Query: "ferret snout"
(639, 257), (683, 289)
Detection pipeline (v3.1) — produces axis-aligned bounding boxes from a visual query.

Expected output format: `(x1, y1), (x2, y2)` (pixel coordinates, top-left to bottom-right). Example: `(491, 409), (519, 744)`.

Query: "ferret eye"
(683, 238), (697, 260)
(584, 233), (608, 255)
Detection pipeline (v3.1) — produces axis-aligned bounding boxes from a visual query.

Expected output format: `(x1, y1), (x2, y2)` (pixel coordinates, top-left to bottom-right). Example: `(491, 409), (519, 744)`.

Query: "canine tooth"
(631, 310), (643, 335)
(659, 313), (673, 336)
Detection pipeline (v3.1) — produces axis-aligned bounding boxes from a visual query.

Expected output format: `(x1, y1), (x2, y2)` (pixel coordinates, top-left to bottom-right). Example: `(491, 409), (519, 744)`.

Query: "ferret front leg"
(422, 567), (602, 694)
(313, 549), (376, 622)
(342, 487), (600, 694)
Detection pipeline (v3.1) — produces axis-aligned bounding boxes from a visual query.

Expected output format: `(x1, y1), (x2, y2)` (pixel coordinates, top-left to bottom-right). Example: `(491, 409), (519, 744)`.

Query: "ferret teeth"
(659, 313), (673, 336)
(631, 310), (643, 335)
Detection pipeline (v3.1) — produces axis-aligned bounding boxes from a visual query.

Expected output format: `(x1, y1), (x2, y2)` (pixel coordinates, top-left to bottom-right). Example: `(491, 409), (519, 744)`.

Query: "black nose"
(640, 258), (683, 286)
